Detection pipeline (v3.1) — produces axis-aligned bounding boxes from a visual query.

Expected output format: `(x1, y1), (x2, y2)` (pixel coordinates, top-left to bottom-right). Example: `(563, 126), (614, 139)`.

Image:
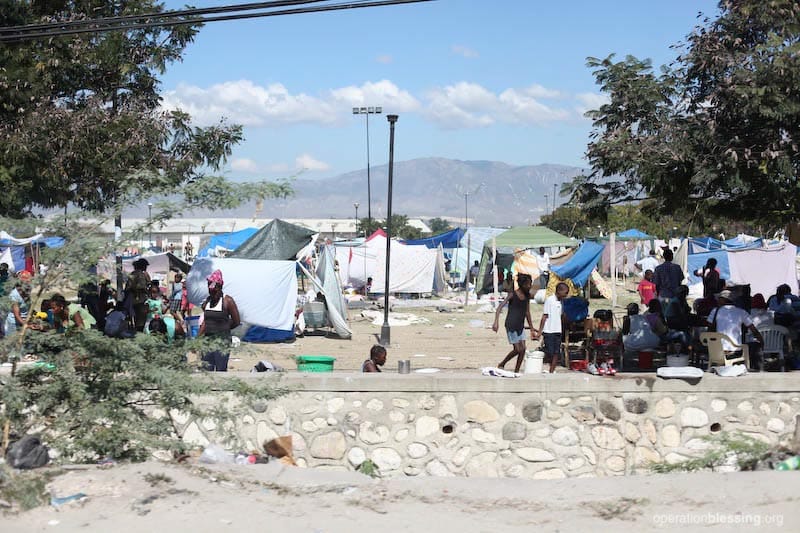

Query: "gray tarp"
(228, 219), (315, 260)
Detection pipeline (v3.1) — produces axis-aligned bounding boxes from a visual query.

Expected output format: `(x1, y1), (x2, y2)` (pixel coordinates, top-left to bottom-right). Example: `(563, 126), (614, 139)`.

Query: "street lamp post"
(463, 183), (484, 307)
(380, 114), (398, 347)
(353, 106), (382, 231)
(544, 194), (549, 218)
(147, 202), (153, 249)
(553, 183), (557, 216)
(353, 202), (359, 238)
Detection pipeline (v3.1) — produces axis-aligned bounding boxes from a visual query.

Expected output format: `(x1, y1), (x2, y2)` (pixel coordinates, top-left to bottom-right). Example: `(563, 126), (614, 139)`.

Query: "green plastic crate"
(296, 355), (336, 372)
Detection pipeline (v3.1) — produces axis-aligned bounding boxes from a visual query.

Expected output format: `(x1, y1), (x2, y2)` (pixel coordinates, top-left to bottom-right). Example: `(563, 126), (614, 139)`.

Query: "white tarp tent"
(97, 252), (189, 283)
(186, 257), (297, 331)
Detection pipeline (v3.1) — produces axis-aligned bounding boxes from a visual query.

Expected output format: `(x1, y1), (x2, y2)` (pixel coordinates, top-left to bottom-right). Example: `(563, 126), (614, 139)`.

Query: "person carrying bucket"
(492, 273), (538, 373)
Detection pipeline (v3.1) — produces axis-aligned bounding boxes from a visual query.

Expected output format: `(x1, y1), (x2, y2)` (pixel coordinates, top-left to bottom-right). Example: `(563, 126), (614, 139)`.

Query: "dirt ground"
(6, 461), (799, 532)
(229, 283), (643, 373)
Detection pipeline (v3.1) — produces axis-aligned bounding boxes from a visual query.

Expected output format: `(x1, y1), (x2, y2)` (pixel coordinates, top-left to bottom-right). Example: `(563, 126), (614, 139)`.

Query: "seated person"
(767, 284), (799, 327)
(645, 299), (690, 348)
(749, 293), (774, 330)
(49, 293), (95, 331)
(104, 302), (134, 339)
(664, 286), (693, 330)
(708, 290), (764, 360)
(622, 303), (660, 352)
(362, 344), (387, 373)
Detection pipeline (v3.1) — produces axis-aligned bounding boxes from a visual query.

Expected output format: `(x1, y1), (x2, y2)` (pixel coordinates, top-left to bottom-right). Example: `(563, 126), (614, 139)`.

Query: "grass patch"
(651, 432), (771, 473)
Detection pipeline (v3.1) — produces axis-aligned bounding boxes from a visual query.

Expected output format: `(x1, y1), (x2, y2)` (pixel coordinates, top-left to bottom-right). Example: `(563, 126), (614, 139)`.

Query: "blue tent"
(617, 228), (652, 239)
(551, 241), (604, 288)
(197, 227), (258, 258)
(688, 237), (763, 253)
(403, 228), (465, 249)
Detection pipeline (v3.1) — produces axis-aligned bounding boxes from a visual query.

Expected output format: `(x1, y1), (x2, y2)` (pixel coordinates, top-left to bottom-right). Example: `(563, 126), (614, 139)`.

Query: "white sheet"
(727, 243), (799, 298)
(187, 258), (297, 331)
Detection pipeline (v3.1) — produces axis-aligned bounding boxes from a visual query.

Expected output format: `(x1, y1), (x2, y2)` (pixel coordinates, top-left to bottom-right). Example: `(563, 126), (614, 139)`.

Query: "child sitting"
(362, 344), (387, 373)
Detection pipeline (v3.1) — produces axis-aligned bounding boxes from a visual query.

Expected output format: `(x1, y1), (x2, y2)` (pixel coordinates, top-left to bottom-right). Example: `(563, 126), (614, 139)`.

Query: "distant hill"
(189, 158), (587, 226)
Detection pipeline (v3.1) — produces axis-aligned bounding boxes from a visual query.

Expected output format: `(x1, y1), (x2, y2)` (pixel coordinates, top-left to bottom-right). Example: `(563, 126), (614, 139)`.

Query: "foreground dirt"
(7, 461), (799, 532)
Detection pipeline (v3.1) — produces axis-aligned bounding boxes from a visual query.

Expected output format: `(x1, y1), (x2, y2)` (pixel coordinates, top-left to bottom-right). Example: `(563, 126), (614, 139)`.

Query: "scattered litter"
(437, 356), (455, 361)
(231, 358), (242, 362)
(0, 498), (11, 508)
(713, 364), (748, 377)
(48, 520), (60, 526)
(231, 336), (241, 348)
(220, 519), (233, 525)
(443, 324), (455, 329)
(476, 304), (494, 313)
(361, 310), (429, 326)
(481, 367), (520, 378)
(251, 360), (286, 373)
(51, 493), (87, 507)
(342, 486), (359, 495)
(414, 368), (441, 374)
(199, 444), (235, 464)
(412, 354), (427, 358)
(469, 319), (485, 328)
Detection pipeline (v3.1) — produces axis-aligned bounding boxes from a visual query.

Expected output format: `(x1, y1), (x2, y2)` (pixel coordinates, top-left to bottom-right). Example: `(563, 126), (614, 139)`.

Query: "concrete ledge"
(238, 371), (800, 394)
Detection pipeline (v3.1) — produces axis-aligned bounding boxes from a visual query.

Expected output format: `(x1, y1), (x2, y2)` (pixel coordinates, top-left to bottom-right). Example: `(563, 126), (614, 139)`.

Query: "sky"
(160, 0), (720, 181)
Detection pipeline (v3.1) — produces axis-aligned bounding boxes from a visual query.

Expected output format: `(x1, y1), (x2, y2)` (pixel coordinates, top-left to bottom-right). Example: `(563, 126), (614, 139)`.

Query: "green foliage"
(427, 217), (453, 234)
(0, 465), (53, 511)
(356, 459), (380, 478)
(569, 1), (800, 227)
(358, 214), (422, 240)
(650, 432), (771, 473)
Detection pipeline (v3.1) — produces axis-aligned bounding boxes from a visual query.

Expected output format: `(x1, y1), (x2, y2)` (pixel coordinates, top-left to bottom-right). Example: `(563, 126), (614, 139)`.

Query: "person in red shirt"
(637, 269), (657, 305)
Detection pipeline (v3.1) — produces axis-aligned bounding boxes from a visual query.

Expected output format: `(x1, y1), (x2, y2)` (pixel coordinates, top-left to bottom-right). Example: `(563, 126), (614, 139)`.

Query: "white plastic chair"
(758, 325), (791, 372)
(699, 332), (750, 370)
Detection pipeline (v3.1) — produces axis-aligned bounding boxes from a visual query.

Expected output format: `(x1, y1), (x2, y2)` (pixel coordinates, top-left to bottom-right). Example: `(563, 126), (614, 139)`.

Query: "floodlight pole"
(380, 114), (398, 347)
(353, 106), (382, 232)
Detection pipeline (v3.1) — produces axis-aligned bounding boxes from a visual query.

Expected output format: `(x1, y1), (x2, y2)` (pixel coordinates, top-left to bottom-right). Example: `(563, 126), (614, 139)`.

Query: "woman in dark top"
(492, 273), (538, 372)
(199, 269), (240, 371)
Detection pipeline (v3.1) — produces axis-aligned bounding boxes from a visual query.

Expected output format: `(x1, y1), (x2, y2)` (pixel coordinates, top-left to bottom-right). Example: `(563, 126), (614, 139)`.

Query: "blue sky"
(160, 0), (719, 180)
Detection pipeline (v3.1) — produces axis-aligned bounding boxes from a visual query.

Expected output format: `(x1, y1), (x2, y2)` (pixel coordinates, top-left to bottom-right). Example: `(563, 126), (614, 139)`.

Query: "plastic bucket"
(185, 315), (200, 338)
(524, 350), (545, 374)
(296, 355), (336, 372)
(638, 350), (654, 370)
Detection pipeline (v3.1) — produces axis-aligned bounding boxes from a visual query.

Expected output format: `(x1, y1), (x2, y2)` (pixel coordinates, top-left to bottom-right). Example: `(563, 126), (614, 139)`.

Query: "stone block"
(680, 407), (709, 428)
(591, 426), (625, 450)
(555, 397), (572, 407)
(392, 398), (410, 408)
(251, 400), (268, 414)
(685, 438), (711, 451)
(634, 447), (661, 466)
(504, 403), (516, 417)
(665, 452), (689, 465)
(358, 421), (390, 444)
(418, 395), (436, 410)
(565, 456), (585, 471)
(552, 426), (579, 447)
(655, 398), (675, 418)
(759, 403), (771, 415)
(371, 448), (402, 471)
(404, 466), (421, 476)
(439, 395), (458, 417)
(466, 452), (499, 477)
(394, 428), (409, 442)
(366, 399), (384, 412)
(291, 432), (306, 452)
(313, 417), (327, 430)
(327, 417), (338, 426)
(624, 422), (641, 443)
(582, 446), (597, 465)
(309, 432), (346, 459)
(661, 425), (681, 447)
(471, 428), (496, 443)
(767, 418), (785, 433)
(502, 422), (527, 441)
(300, 404), (318, 415)
(301, 421), (317, 432)
(534, 427), (551, 438)
(623, 398), (648, 414)
(347, 447), (366, 466)
(416, 416), (440, 439)
(326, 398), (344, 414)
(345, 411), (360, 424)
(571, 406), (595, 422)
(452, 446), (471, 467)
(516, 447), (555, 462)
(711, 399), (727, 413)
(389, 410), (405, 423)
(407, 442), (429, 459)
(426, 459), (453, 477)
(598, 400), (620, 421)
(522, 400), (543, 422)
(242, 415), (255, 425)
(504, 464), (525, 478)
(533, 468), (566, 480)
(738, 400), (753, 412)
(605, 456), (625, 472)
(464, 400), (500, 423)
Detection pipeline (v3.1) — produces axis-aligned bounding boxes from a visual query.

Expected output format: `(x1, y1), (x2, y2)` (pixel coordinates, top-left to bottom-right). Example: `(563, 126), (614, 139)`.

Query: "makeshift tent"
(0, 232), (64, 273)
(98, 252), (189, 283)
(228, 219), (316, 260)
(683, 241), (798, 298)
(403, 228), (465, 249)
(551, 241), (605, 289)
(187, 257), (297, 342)
(197, 227), (258, 258)
(476, 226), (575, 293)
(312, 244), (352, 338)
(686, 235), (763, 253)
(450, 227), (507, 284)
(617, 228), (653, 239)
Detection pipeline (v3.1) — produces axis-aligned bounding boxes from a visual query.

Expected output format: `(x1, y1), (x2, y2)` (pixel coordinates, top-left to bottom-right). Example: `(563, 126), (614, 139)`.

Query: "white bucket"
(524, 350), (545, 374)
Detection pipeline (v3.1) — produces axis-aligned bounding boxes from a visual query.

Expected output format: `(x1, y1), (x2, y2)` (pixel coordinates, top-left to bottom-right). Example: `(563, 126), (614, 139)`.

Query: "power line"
(0, 0), (435, 43)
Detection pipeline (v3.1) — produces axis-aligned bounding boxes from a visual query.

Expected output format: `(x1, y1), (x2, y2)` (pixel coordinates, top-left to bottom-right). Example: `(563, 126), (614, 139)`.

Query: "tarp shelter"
(551, 241), (605, 289)
(228, 219), (316, 260)
(617, 229), (653, 240)
(98, 252), (189, 283)
(686, 235), (763, 253)
(197, 227), (258, 258)
(681, 241), (798, 298)
(309, 244), (352, 338)
(0, 231), (64, 273)
(477, 226), (576, 293)
(367, 233), (447, 295)
(187, 257), (297, 342)
(403, 228), (465, 249)
(450, 227), (507, 284)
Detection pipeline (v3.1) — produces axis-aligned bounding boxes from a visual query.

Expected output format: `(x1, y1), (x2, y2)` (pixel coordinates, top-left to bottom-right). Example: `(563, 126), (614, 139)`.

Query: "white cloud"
(575, 92), (610, 115)
(376, 54), (393, 64)
(230, 158), (260, 173)
(329, 80), (421, 112)
(424, 82), (570, 129)
(295, 153), (330, 171)
(451, 45), (479, 59)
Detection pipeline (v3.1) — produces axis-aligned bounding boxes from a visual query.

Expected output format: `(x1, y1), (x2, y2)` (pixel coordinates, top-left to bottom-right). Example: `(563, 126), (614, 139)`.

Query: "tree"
(0, 1), (290, 217)
(568, 0), (800, 230)
(358, 215), (422, 240)
(427, 217), (452, 234)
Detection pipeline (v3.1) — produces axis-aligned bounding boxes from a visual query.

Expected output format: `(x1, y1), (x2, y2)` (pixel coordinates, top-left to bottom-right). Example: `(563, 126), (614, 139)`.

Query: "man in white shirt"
(635, 250), (660, 278)
(708, 290), (763, 358)
(535, 247), (550, 291)
(538, 282), (568, 373)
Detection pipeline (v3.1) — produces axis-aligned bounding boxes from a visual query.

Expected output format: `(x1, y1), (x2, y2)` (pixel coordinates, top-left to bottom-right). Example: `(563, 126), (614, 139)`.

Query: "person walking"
(492, 273), (538, 373)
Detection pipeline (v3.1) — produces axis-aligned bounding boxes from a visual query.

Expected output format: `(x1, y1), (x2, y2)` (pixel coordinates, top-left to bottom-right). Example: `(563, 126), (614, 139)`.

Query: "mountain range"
(195, 157), (587, 226)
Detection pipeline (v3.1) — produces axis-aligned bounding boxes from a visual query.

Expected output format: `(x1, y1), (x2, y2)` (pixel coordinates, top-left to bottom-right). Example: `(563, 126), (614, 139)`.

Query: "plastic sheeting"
(228, 219), (315, 260)
(314, 245), (352, 338)
(403, 228), (465, 249)
(97, 252), (189, 283)
(368, 234), (441, 294)
(551, 241), (604, 288)
(617, 229), (652, 239)
(187, 257), (297, 335)
(197, 227), (258, 258)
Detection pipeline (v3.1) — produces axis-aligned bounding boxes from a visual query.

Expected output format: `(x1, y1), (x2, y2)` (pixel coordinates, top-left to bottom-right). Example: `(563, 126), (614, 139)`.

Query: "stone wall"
(180, 373), (800, 479)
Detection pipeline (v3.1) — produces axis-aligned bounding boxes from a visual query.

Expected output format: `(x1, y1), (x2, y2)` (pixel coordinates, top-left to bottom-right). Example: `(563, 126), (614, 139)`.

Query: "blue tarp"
(403, 228), (465, 249)
(0, 235), (64, 272)
(686, 249), (730, 287)
(551, 241), (604, 288)
(688, 237), (763, 253)
(197, 227), (258, 258)
(617, 229), (652, 239)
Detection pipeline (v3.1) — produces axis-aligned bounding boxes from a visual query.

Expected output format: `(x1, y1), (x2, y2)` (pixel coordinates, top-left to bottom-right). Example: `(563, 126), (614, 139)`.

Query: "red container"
(638, 350), (653, 369)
